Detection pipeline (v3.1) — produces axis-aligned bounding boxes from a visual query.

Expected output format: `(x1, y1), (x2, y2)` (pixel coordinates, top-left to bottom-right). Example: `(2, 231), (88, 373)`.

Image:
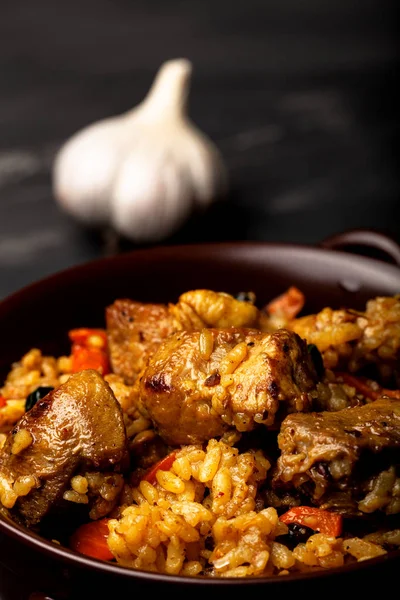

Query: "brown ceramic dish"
(0, 229), (399, 599)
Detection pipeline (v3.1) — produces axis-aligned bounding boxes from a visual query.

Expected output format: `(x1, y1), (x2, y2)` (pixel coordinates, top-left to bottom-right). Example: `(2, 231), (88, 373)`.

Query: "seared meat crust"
(106, 299), (175, 385)
(139, 328), (318, 446)
(106, 290), (261, 385)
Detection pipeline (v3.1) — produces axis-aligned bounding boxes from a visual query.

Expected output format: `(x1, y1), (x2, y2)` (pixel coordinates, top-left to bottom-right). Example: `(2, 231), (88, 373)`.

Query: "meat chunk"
(106, 290), (261, 384)
(273, 397), (400, 516)
(0, 370), (128, 526)
(139, 328), (318, 445)
(106, 299), (176, 385)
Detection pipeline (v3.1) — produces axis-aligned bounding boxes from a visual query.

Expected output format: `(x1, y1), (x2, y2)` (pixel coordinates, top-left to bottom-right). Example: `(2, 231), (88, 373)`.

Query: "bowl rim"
(0, 238), (399, 310)
(1, 513), (399, 585)
(0, 239), (399, 584)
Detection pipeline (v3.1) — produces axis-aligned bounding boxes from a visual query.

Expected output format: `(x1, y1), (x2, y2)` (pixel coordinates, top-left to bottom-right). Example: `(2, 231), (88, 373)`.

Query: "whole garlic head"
(52, 59), (228, 243)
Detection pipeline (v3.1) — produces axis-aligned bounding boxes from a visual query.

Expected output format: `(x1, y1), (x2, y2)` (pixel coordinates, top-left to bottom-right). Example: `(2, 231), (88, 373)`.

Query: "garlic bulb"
(52, 58), (227, 243)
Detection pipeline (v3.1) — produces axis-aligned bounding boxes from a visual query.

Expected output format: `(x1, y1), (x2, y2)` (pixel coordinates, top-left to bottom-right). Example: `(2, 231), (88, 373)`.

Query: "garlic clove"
(179, 130), (228, 207)
(52, 58), (228, 242)
(111, 147), (194, 243)
(53, 119), (124, 225)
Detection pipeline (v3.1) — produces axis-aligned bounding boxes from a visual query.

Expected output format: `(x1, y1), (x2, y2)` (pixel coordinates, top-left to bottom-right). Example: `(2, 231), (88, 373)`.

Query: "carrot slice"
(265, 286), (305, 320)
(142, 451), (178, 485)
(68, 328), (108, 348)
(71, 346), (110, 375)
(336, 372), (400, 401)
(70, 519), (114, 561)
(68, 327), (110, 375)
(280, 506), (343, 537)
(0, 396), (6, 408)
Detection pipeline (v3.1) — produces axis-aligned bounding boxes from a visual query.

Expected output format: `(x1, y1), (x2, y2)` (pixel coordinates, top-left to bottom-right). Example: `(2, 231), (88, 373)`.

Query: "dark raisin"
(277, 522), (316, 548)
(204, 372), (221, 387)
(235, 291), (256, 304)
(25, 386), (54, 412)
(307, 344), (324, 378)
(268, 380), (279, 399)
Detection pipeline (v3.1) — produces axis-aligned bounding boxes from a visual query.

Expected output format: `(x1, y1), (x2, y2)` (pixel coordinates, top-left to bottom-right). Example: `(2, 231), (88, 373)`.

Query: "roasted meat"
(273, 397), (400, 516)
(138, 328), (319, 445)
(0, 370), (128, 526)
(106, 289), (261, 384)
(106, 299), (176, 385)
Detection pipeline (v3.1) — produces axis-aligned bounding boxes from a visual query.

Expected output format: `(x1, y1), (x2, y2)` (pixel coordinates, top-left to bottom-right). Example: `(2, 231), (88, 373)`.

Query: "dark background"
(0, 0), (399, 301)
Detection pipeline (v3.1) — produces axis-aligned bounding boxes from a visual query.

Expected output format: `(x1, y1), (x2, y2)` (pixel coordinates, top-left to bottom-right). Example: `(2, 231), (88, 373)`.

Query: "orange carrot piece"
(68, 328), (108, 348)
(69, 519), (114, 561)
(71, 346), (110, 375)
(142, 451), (178, 485)
(336, 372), (400, 401)
(265, 286), (305, 320)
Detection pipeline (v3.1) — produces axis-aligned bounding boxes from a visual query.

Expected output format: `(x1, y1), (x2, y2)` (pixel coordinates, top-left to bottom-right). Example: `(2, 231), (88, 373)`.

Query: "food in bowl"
(0, 287), (399, 578)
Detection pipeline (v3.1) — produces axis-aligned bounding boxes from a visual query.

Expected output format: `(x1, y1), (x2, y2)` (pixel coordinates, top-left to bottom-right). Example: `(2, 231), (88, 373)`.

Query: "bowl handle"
(320, 229), (400, 267)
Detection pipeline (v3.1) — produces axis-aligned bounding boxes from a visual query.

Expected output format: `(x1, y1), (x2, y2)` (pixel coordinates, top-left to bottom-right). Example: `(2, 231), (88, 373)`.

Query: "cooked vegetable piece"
(277, 522), (316, 547)
(69, 328), (108, 347)
(336, 372), (400, 401)
(70, 518), (113, 561)
(280, 506), (343, 537)
(265, 286), (305, 320)
(0, 396), (6, 408)
(142, 451), (178, 485)
(69, 328), (110, 375)
(71, 346), (110, 375)
(308, 344), (325, 378)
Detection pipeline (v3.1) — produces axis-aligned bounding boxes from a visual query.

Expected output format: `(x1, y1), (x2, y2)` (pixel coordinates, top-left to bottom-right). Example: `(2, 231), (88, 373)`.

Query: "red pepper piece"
(336, 372), (400, 401)
(280, 506), (343, 537)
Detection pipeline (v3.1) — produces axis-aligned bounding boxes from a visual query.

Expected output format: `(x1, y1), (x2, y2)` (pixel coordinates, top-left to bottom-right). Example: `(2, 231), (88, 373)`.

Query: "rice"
(106, 439), (396, 577)
(290, 295), (400, 376)
(1, 292), (399, 580)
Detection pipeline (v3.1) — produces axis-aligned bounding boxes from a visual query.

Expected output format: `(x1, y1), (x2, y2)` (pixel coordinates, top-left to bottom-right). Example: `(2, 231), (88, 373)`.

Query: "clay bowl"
(0, 229), (399, 599)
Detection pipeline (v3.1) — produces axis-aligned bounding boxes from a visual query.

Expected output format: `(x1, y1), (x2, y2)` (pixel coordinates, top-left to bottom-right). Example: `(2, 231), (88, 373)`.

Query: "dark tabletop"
(0, 1), (399, 596)
(0, 0), (399, 302)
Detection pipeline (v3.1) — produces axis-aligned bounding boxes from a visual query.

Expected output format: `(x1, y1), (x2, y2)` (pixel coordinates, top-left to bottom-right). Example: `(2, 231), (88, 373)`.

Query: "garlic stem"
(137, 58), (192, 119)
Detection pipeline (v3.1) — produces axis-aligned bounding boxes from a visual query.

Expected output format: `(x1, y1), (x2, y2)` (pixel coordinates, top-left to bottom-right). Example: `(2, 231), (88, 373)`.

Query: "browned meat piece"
(106, 299), (176, 384)
(138, 328), (318, 446)
(0, 370), (128, 526)
(273, 398), (400, 516)
(106, 290), (261, 384)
